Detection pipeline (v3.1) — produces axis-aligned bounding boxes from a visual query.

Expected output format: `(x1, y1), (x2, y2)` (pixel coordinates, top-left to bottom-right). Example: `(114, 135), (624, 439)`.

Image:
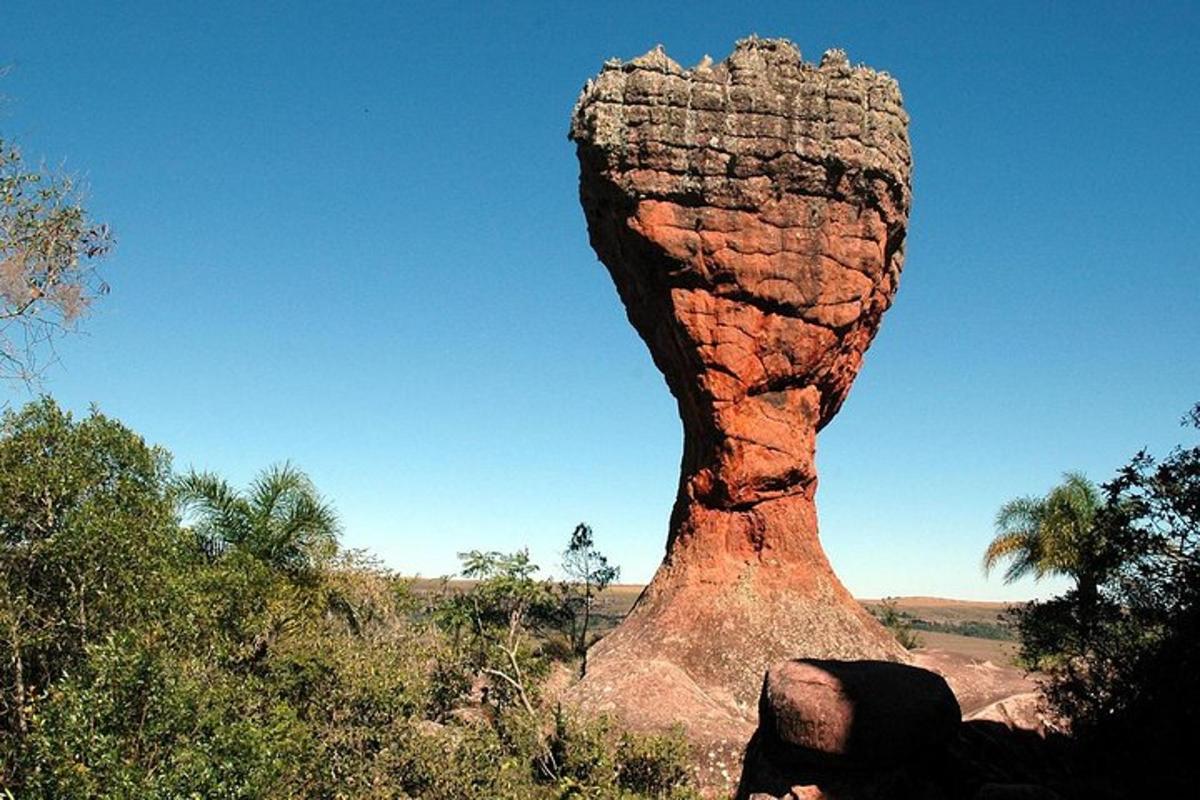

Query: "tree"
(0, 397), (176, 746)
(984, 472), (1109, 621)
(1, 137), (111, 385)
(562, 522), (619, 674)
(435, 549), (563, 714)
(0, 400), (698, 799)
(1008, 405), (1200, 795)
(176, 463), (340, 576)
(432, 549), (569, 779)
(871, 597), (921, 650)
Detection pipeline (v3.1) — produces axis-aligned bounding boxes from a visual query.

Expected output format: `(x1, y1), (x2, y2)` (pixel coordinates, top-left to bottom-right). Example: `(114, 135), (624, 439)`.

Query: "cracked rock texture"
(567, 37), (913, 780)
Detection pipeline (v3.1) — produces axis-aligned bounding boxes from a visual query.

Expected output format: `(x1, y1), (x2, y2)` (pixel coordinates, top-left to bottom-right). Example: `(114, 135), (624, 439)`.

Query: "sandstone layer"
(568, 37), (913, 756)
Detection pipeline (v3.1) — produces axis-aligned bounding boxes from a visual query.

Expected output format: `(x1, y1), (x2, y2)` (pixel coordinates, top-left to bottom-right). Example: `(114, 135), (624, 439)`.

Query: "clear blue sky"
(3, 1), (1197, 600)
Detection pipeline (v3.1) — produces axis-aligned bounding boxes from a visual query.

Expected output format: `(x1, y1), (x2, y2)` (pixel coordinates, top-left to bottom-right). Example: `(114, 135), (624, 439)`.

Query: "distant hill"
(859, 596), (1018, 663)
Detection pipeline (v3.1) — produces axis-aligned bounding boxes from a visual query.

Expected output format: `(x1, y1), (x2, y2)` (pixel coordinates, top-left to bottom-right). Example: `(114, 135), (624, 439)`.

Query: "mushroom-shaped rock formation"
(568, 37), (913, 738)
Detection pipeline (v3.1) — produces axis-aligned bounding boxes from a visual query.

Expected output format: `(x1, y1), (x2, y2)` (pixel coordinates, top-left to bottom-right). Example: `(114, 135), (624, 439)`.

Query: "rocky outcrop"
(760, 659), (961, 767)
(964, 693), (1053, 733)
(568, 36), (913, 753)
(738, 661), (1077, 800)
(740, 659), (960, 799)
(911, 650), (1041, 716)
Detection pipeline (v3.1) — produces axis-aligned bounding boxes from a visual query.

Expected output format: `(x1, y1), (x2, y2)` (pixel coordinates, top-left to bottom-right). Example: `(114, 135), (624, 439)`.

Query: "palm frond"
(249, 461), (309, 523)
(176, 470), (251, 547)
(985, 472), (1104, 586)
(994, 496), (1043, 536)
(279, 494), (339, 555)
(249, 466), (340, 572)
(1043, 471), (1102, 573)
(983, 529), (1038, 581)
(179, 463), (340, 574)
(985, 496), (1046, 583)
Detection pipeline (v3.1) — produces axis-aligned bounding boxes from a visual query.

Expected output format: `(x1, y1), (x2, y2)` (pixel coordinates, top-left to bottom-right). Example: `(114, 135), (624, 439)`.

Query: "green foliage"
(562, 523), (620, 671)
(24, 634), (311, 799)
(1, 137), (112, 383)
(177, 463), (340, 576)
(870, 597), (922, 650)
(1008, 403), (1200, 794)
(613, 727), (696, 798)
(434, 549), (564, 713)
(907, 617), (1013, 641)
(0, 398), (177, 746)
(984, 472), (1108, 592)
(0, 398), (693, 798)
(544, 710), (698, 799)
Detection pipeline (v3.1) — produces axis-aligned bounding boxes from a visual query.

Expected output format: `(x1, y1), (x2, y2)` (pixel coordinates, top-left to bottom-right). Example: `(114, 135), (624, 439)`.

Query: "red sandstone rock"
(760, 659), (960, 767)
(567, 37), (913, 756)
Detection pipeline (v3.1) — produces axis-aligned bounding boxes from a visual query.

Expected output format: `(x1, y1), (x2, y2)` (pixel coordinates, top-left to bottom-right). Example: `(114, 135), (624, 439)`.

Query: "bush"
(870, 597), (922, 649)
(0, 398), (699, 798)
(0, 398), (179, 761)
(1008, 403), (1200, 795)
(615, 727), (696, 798)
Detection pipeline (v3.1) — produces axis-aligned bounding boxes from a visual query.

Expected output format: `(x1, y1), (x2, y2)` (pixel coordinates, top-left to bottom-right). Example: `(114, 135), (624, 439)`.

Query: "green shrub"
(615, 727), (696, 798)
(0, 398), (699, 799)
(870, 598), (922, 650)
(1006, 403), (1200, 795)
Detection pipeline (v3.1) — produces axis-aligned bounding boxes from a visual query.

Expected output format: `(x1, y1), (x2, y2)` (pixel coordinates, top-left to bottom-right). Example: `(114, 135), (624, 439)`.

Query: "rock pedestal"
(568, 36), (913, 741)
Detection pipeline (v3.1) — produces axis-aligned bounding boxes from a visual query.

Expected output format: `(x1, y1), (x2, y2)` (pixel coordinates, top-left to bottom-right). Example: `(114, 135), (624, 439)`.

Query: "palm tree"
(984, 471), (1105, 619)
(177, 463), (339, 574)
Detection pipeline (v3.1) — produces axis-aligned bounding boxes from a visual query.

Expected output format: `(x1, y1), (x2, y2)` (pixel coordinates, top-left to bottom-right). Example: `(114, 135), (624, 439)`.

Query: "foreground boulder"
(741, 660), (1090, 800)
(760, 659), (961, 767)
(568, 38), (913, 768)
(740, 659), (958, 799)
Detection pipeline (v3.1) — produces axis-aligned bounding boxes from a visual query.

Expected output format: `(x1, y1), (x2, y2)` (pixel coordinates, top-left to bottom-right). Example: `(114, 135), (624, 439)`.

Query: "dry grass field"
(911, 630), (1016, 662)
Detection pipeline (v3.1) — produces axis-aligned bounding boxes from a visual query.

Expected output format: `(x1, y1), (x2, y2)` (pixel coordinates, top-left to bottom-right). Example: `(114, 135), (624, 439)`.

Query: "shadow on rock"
(734, 659), (1122, 800)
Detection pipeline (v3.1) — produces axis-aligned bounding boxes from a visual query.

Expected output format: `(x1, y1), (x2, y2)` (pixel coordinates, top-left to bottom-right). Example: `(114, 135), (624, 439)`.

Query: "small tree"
(1, 137), (111, 386)
(433, 549), (566, 778)
(872, 597), (921, 650)
(984, 472), (1111, 629)
(562, 523), (619, 674)
(435, 550), (563, 714)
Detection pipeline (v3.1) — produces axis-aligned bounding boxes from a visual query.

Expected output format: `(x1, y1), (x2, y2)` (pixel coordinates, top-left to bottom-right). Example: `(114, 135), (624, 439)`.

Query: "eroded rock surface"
(568, 37), (913, 757)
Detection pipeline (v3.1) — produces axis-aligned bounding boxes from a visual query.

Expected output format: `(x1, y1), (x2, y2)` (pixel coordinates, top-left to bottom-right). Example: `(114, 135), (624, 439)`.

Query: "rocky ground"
(578, 588), (1048, 797)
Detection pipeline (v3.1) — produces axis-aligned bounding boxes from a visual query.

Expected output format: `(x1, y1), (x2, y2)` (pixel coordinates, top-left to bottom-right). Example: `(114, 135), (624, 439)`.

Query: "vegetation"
(0, 398), (697, 799)
(561, 523), (619, 674)
(999, 403), (1200, 794)
(1, 137), (111, 385)
(984, 471), (1108, 628)
(177, 464), (340, 577)
(907, 618), (1012, 641)
(865, 600), (1013, 644)
(869, 597), (922, 649)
